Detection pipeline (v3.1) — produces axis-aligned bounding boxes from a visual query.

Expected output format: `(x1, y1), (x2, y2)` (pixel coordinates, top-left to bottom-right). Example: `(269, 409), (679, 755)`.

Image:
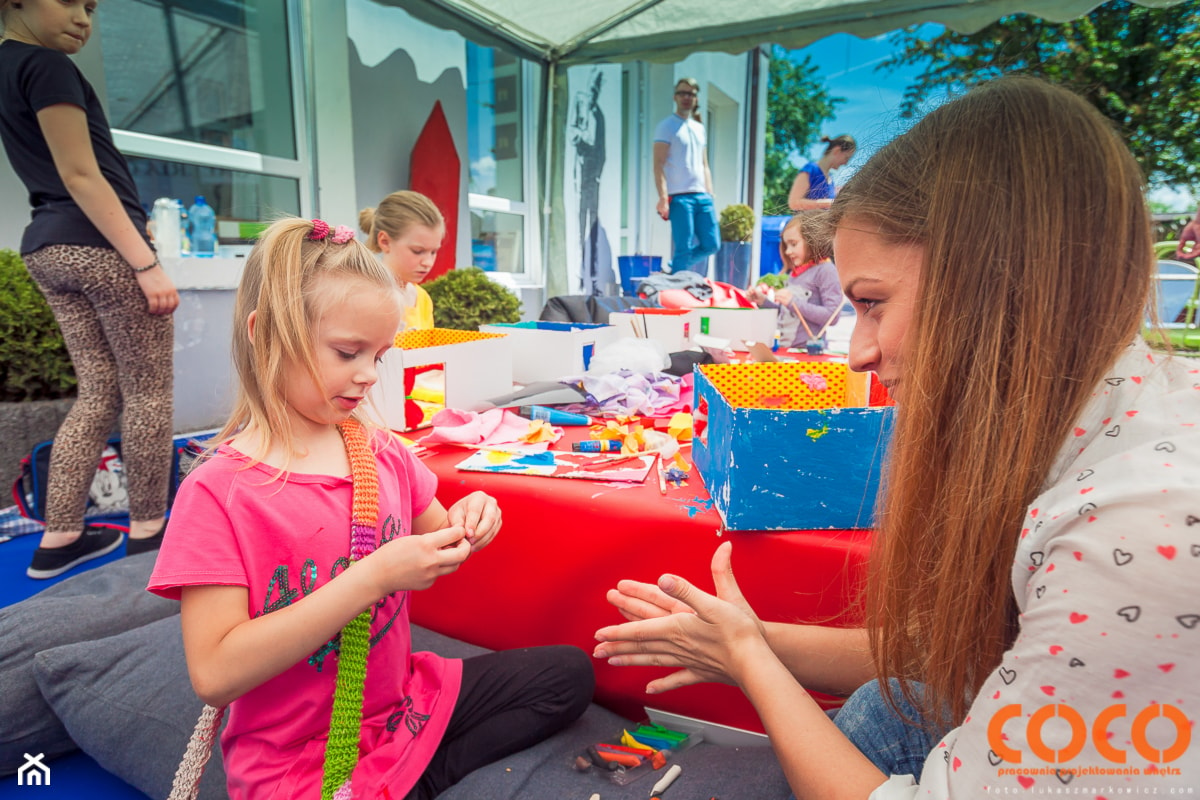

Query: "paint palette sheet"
(454, 449), (655, 482)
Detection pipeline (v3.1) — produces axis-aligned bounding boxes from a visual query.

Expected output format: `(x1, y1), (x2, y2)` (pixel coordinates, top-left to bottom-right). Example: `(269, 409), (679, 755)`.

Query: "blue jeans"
(835, 679), (948, 777)
(788, 680), (947, 799)
(668, 192), (719, 273)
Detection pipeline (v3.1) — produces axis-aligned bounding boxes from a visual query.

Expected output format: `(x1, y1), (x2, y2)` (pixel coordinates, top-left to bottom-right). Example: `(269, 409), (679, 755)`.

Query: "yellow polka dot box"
(693, 360), (895, 531)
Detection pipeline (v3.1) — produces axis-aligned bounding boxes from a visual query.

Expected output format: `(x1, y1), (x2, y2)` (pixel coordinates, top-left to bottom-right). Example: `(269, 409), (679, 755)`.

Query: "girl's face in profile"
(4, 0), (96, 55)
(378, 224), (444, 287)
(273, 276), (400, 436)
(833, 223), (921, 402)
(829, 146), (855, 170)
(781, 225), (808, 268)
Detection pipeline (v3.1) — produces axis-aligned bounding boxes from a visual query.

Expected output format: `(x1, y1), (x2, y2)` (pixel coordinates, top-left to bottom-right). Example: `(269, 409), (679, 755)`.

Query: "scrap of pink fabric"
(420, 408), (562, 448)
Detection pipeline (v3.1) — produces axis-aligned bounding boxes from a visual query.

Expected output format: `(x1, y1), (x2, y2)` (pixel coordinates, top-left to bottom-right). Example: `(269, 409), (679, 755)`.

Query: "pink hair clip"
(309, 219), (331, 241)
(331, 225), (355, 245)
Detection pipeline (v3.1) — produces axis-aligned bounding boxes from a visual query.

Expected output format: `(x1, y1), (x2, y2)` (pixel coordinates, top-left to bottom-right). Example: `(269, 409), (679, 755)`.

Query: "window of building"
(95, 0), (307, 239)
(465, 42), (539, 279)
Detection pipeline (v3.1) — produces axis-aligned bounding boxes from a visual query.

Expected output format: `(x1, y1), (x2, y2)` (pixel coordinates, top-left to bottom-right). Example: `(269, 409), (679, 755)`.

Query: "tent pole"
(541, 58), (557, 291)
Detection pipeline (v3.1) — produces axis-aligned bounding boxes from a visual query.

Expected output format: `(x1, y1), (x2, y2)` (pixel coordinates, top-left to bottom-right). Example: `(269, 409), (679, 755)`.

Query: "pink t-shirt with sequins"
(149, 433), (460, 800)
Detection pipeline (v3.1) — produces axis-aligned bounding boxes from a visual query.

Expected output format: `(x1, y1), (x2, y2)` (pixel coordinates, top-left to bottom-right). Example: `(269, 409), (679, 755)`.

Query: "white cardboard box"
(479, 321), (619, 382)
(608, 308), (695, 353)
(690, 307), (778, 346)
(368, 329), (513, 431)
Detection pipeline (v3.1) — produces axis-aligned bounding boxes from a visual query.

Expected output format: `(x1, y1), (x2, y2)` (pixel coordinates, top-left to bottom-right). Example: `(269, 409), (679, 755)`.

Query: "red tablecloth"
(410, 430), (871, 732)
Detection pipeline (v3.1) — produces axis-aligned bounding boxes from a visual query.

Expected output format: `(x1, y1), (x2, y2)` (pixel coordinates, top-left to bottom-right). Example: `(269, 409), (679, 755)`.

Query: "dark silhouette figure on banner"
(572, 69), (610, 295)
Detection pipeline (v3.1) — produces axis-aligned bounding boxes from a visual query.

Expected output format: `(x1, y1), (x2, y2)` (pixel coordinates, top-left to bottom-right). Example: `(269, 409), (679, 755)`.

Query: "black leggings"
(405, 645), (594, 800)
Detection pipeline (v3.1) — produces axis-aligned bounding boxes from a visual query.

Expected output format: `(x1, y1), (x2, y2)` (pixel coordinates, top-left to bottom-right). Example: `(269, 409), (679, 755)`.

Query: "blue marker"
(518, 405), (591, 426)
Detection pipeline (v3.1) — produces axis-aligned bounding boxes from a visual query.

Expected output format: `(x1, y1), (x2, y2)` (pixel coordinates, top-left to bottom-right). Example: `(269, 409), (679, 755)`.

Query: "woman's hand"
(370, 525), (471, 595)
(446, 491), (501, 551)
(135, 265), (180, 315)
(1177, 215), (1200, 259)
(594, 542), (767, 694)
(606, 578), (695, 623)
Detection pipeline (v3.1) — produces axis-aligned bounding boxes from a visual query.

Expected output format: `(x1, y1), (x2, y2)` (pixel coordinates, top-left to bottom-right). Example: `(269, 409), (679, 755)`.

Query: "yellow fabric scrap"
(668, 412), (693, 442)
(519, 419), (560, 443)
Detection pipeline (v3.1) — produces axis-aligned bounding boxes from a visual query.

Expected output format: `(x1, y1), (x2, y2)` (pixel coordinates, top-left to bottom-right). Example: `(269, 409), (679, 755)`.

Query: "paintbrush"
(568, 453), (648, 472)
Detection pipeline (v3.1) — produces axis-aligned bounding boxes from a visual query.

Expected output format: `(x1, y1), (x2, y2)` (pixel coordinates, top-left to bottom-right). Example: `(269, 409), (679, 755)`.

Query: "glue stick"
(572, 439), (622, 452)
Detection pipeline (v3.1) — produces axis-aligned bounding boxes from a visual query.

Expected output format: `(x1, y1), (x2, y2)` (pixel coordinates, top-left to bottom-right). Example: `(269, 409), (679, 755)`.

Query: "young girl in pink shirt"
(149, 218), (592, 800)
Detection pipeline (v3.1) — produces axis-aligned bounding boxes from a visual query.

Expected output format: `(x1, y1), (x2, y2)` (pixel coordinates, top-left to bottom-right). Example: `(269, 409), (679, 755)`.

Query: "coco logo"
(987, 703), (1191, 764)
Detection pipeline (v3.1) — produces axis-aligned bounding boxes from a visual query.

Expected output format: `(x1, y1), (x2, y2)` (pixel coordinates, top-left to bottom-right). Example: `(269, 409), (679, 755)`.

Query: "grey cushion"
(0, 552), (177, 775)
(34, 615), (226, 800)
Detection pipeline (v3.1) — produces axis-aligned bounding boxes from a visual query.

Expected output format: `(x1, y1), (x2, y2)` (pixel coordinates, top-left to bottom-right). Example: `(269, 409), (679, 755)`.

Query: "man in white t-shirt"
(653, 78), (719, 274)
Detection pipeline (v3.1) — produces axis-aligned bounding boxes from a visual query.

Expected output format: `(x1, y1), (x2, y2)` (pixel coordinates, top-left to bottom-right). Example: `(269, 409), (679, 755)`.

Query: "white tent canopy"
(383, 0), (1183, 295)
(387, 0), (1181, 66)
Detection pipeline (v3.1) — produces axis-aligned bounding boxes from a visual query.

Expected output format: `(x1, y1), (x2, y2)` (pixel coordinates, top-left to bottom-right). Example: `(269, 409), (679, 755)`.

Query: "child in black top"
(0, 0), (179, 576)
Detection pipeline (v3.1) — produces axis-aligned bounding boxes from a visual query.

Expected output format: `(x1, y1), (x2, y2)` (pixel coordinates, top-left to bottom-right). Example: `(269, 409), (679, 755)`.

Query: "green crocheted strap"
(321, 609), (373, 800)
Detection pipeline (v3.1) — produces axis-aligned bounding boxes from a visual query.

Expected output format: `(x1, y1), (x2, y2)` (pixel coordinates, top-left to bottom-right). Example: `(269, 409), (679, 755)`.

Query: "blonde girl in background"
(0, 0), (179, 576)
(748, 212), (844, 349)
(150, 218), (592, 800)
(359, 190), (444, 332)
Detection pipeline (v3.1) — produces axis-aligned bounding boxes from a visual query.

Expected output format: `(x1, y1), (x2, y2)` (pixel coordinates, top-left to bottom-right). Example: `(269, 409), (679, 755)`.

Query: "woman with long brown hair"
(594, 76), (1199, 798)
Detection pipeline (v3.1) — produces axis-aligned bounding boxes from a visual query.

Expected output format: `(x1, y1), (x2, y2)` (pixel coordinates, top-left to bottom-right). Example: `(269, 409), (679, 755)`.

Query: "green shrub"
(718, 203), (755, 242)
(424, 267), (523, 331)
(0, 249), (76, 401)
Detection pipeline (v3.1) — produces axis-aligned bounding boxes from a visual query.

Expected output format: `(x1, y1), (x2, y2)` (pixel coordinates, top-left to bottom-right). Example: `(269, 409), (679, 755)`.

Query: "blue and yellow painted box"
(692, 361), (894, 530)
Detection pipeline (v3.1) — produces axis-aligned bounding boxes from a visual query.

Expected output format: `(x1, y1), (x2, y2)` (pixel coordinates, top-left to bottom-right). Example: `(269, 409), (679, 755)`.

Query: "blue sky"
(789, 27), (941, 182)
(789, 28), (1196, 211)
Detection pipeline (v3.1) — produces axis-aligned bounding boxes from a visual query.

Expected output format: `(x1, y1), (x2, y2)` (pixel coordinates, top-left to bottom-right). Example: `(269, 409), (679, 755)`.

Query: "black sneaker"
(125, 523), (166, 556)
(26, 527), (125, 579)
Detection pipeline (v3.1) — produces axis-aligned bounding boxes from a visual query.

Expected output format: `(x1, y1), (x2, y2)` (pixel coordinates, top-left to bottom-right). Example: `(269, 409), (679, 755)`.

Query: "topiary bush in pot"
(716, 204), (756, 288)
(718, 203), (755, 243)
(424, 267), (523, 331)
(0, 249), (76, 401)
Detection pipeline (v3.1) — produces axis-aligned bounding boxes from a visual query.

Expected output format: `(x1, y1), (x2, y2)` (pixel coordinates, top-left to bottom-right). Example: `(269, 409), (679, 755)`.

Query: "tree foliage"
(764, 46), (844, 215)
(880, 1), (1200, 189)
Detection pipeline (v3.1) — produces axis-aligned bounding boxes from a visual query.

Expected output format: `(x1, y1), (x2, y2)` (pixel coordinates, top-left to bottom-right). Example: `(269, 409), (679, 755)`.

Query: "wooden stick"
(789, 299), (817, 340)
(814, 297), (847, 340)
(571, 453), (647, 472)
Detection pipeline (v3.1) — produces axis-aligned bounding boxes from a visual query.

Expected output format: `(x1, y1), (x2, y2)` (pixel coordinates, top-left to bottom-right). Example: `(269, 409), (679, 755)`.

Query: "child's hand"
(135, 266), (180, 315)
(447, 491), (502, 551)
(371, 525), (471, 594)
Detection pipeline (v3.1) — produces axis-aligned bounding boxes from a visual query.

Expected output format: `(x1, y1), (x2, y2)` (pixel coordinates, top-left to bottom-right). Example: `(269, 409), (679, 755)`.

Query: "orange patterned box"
(368, 328), (513, 432)
(692, 361), (894, 530)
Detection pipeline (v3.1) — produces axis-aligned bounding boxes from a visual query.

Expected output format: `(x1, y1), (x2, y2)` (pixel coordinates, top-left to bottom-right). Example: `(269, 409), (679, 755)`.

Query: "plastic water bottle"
(187, 195), (216, 257)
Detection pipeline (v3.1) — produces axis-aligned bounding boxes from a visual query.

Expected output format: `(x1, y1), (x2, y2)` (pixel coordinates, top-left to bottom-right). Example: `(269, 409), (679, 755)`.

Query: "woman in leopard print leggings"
(23, 245), (176, 576)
